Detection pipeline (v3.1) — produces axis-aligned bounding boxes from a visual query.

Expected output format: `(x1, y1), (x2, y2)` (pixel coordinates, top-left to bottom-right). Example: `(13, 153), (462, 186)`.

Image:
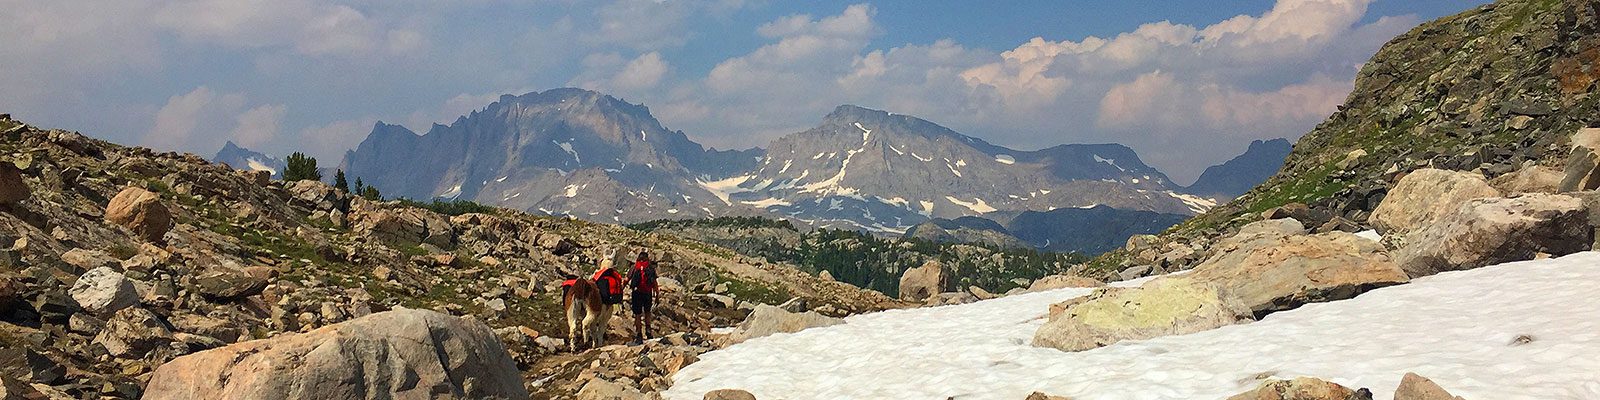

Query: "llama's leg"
(566, 303), (582, 352)
(583, 311), (600, 349)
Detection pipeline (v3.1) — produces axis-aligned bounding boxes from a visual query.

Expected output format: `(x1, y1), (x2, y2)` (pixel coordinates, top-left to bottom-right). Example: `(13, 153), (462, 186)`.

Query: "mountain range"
(219, 88), (1287, 252)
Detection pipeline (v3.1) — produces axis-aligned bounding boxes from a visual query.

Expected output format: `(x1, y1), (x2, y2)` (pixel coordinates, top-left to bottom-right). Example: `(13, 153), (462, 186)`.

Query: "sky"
(0, 0), (1486, 184)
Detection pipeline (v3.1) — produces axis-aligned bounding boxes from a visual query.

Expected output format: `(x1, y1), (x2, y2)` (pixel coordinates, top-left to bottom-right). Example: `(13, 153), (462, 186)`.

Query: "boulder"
(0, 163), (28, 204)
(144, 309), (527, 400)
(1025, 392), (1073, 400)
(1217, 219), (1307, 250)
(93, 307), (175, 359)
(353, 206), (455, 248)
(1032, 277), (1252, 352)
(576, 379), (648, 400)
(1027, 275), (1104, 292)
(1117, 265), (1154, 281)
(60, 248), (117, 270)
(105, 186), (173, 242)
(287, 180), (340, 210)
(1187, 232), (1407, 316)
(1394, 194), (1591, 278)
(1227, 377), (1364, 400)
(67, 267), (139, 316)
(1125, 234), (1159, 253)
(536, 233), (578, 256)
(1490, 164), (1563, 195)
(725, 304), (843, 345)
(1261, 203), (1330, 226)
(1393, 373), (1465, 400)
(193, 267), (269, 301)
(1370, 169), (1500, 235)
(704, 389), (758, 400)
(968, 286), (996, 300)
(897, 260), (947, 302)
(1560, 128), (1600, 192)
(0, 348), (66, 385)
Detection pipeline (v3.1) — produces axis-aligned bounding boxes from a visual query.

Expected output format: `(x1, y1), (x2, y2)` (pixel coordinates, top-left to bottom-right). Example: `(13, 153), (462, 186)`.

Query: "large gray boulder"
(68, 267), (139, 316)
(725, 304), (843, 345)
(1032, 277), (1252, 352)
(1187, 231), (1407, 316)
(143, 309), (527, 400)
(94, 307), (175, 359)
(1395, 193), (1592, 278)
(1371, 169), (1500, 235)
(351, 202), (455, 248)
(897, 260), (947, 302)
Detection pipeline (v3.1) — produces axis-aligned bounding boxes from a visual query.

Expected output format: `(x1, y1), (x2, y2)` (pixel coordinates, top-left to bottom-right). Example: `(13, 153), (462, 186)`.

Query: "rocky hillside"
(0, 114), (899, 398)
(1183, 138), (1292, 200)
(340, 88), (763, 224)
(1087, 0), (1600, 278)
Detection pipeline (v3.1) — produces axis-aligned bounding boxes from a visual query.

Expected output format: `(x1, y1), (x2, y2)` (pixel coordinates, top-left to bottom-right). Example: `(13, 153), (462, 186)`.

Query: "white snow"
(244, 158), (278, 175)
(994, 154), (1016, 165)
(1093, 154), (1124, 171)
(495, 176), (509, 182)
(919, 200), (935, 216)
(911, 152), (934, 162)
(697, 175), (754, 205)
(853, 122), (873, 143)
(779, 159), (793, 174)
(944, 196), (996, 214)
(1168, 191), (1219, 214)
(888, 145), (906, 156)
(1356, 230), (1383, 242)
(553, 141), (580, 163)
(562, 184), (580, 198)
(438, 184), (463, 199)
(668, 252), (1600, 400)
(740, 197), (792, 208)
(813, 152), (826, 160)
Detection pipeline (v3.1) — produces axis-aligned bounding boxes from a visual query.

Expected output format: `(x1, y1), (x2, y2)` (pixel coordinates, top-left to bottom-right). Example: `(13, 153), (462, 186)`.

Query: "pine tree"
(334, 170), (349, 192)
(283, 152), (321, 182)
(354, 177), (365, 194)
(361, 185), (381, 201)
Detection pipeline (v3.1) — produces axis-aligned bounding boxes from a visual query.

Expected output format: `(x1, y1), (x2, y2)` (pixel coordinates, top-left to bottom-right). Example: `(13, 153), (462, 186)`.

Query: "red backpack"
(631, 260), (658, 292)
(592, 268), (623, 304)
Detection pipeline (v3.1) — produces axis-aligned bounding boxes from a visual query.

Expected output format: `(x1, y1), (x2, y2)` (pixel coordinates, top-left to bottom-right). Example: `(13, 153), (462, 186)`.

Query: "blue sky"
(0, 0), (1485, 183)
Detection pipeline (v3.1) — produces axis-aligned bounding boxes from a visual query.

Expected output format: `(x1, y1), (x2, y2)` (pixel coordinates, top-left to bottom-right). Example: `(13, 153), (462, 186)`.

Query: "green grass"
(394, 198), (499, 216)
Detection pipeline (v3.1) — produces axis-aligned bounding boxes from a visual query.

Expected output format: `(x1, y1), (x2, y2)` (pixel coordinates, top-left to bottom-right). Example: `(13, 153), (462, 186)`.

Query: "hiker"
(627, 250), (660, 343)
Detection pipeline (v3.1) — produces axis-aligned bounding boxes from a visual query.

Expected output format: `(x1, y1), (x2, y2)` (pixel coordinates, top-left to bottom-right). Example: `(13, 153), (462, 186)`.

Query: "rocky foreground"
(0, 114), (904, 399)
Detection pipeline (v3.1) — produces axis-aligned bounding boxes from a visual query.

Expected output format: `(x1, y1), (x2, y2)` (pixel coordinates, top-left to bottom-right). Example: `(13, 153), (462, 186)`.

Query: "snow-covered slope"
(666, 252), (1600, 400)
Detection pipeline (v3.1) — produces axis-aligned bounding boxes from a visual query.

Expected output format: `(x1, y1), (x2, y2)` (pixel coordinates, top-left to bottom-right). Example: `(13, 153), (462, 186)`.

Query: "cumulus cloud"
(145, 87), (248, 153)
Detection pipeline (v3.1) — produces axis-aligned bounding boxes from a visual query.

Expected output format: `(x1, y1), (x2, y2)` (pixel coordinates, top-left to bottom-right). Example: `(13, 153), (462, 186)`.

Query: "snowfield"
(665, 252), (1600, 400)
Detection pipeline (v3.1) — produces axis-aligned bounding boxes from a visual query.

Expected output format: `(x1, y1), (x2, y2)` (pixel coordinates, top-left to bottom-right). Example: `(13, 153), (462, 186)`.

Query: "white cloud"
(229, 104), (287, 148)
(613, 52), (670, 90)
(145, 87), (248, 153)
(150, 0), (421, 57)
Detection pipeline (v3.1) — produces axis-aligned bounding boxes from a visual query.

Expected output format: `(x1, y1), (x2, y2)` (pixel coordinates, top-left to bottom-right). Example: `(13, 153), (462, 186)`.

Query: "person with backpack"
(627, 250), (660, 344)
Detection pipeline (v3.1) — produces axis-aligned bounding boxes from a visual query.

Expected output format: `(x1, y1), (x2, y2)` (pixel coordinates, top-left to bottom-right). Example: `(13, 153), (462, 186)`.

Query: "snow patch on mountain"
(1167, 191), (1218, 213)
(1093, 154), (1123, 171)
(554, 141), (580, 163)
(244, 158), (278, 175)
(944, 196), (995, 214)
(994, 154), (1015, 165)
(697, 175), (754, 205)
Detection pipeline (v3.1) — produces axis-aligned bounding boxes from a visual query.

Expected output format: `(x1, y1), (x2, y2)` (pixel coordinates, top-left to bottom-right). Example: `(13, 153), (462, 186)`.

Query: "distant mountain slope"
(339, 88), (763, 224)
(903, 205), (1188, 255)
(1184, 138), (1292, 200)
(716, 105), (1209, 234)
(212, 141), (285, 178)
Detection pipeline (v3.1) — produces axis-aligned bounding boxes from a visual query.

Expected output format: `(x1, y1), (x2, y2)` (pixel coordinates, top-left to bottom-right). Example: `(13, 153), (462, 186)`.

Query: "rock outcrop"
(1026, 275), (1105, 292)
(704, 389), (758, 400)
(1370, 169), (1500, 235)
(1393, 373), (1465, 400)
(1187, 231), (1407, 316)
(0, 163), (28, 204)
(143, 309), (528, 400)
(1394, 193), (1591, 278)
(1032, 277), (1252, 352)
(898, 260), (948, 302)
(1227, 377), (1364, 400)
(724, 304), (843, 345)
(67, 267), (138, 316)
(104, 186), (172, 242)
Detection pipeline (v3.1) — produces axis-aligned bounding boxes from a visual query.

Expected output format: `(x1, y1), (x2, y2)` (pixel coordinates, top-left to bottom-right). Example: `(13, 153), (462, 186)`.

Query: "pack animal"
(562, 277), (614, 351)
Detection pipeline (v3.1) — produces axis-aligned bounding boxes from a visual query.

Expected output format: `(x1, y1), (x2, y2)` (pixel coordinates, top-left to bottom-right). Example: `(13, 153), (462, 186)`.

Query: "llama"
(562, 275), (615, 351)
